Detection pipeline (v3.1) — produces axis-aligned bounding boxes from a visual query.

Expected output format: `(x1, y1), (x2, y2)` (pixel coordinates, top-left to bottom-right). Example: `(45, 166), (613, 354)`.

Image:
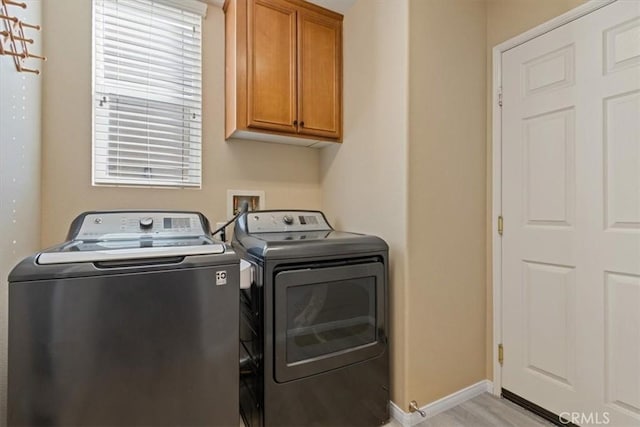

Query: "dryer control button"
(282, 215), (294, 225)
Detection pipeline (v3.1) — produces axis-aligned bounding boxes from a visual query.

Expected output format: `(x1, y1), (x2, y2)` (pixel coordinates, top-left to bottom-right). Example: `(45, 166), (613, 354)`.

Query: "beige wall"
(41, 1), (322, 247)
(34, 0), (592, 416)
(484, 0), (588, 380)
(325, 0), (590, 409)
(320, 0), (410, 406)
(406, 0), (488, 405)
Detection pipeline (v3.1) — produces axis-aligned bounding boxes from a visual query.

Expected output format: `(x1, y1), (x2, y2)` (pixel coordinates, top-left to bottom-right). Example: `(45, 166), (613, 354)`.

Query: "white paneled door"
(501, 1), (640, 425)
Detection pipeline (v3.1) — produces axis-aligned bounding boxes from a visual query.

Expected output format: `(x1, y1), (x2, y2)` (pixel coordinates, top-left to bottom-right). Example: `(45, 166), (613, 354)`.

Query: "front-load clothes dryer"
(233, 210), (390, 427)
(8, 211), (239, 427)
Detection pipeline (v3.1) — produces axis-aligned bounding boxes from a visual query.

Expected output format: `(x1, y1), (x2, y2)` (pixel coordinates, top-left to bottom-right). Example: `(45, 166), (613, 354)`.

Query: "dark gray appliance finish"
(233, 210), (390, 427)
(7, 211), (240, 427)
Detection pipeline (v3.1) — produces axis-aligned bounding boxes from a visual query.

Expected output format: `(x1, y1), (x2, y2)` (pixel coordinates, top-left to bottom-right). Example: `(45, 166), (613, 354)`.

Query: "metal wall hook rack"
(0, 0), (45, 75)
(4, 0), (26, 9)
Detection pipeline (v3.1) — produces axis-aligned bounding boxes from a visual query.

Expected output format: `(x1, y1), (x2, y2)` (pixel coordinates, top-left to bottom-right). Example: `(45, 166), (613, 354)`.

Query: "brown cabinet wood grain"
(297, 10), (342, 139)
(247, 0), (297, 133)
(225, 0), (343, 147)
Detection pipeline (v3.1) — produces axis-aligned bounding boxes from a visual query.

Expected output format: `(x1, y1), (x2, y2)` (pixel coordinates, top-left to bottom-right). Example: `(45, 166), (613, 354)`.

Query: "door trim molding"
(491, 0), (616, 395)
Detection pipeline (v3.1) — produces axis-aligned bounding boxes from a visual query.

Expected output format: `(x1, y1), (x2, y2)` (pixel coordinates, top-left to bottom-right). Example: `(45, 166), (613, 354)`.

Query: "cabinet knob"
(293, 120), (298, 126)
(300, 121), (305, 127)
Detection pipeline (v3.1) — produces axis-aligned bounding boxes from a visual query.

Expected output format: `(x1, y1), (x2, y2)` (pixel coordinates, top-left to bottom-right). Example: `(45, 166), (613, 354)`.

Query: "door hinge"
(498, 87), (503, 107)
(498, 215), (503, 236)
(498, 343), (504, 366)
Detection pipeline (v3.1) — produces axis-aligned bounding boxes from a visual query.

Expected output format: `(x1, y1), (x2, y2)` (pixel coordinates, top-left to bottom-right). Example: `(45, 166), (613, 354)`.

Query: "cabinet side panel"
(225, 0), (238, 138)
(236, 0), (248, 131)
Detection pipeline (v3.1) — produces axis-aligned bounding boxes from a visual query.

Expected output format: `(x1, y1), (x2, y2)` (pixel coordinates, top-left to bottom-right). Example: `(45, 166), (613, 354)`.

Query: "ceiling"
(306, 0), (356, 14)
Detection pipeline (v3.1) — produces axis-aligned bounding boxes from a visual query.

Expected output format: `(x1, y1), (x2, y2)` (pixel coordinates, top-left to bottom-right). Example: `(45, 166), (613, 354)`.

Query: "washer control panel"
(247, 211), (331, 233)
(73, 212), (207, 241)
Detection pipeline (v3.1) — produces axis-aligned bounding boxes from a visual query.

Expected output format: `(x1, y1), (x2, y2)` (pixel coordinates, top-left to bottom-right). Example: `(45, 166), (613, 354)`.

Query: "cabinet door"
(297, 11), (342, 140)
(247, 0), (297, 133)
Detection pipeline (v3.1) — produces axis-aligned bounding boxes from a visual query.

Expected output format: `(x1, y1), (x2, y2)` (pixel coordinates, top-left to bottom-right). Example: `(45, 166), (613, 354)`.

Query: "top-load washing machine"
(233, 210), (390, 427)
(8, 210), (239, 427)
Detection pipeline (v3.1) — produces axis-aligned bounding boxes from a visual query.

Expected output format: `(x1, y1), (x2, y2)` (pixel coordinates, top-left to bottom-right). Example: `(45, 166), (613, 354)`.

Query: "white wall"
(0, 1), (42, 423)
(320, 0), (409, 405)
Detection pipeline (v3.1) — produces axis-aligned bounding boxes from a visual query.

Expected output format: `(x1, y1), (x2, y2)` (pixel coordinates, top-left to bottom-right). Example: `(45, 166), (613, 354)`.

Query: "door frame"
(491, 0), (616, 396)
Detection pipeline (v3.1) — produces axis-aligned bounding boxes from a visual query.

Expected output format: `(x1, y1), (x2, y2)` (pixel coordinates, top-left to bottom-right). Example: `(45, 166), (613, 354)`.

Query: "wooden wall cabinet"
(224, 0), (343, 147)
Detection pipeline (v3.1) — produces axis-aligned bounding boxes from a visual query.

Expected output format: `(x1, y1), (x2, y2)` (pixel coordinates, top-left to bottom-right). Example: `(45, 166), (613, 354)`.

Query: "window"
(93, 0), (205, 187)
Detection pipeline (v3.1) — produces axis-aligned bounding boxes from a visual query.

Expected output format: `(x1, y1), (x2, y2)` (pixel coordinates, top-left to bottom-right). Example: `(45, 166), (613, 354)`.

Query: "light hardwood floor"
(386, 393), (551, 427)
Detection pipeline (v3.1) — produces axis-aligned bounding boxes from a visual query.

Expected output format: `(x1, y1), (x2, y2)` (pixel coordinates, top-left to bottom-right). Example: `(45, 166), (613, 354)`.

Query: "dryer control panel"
(247, 211), (332, 233)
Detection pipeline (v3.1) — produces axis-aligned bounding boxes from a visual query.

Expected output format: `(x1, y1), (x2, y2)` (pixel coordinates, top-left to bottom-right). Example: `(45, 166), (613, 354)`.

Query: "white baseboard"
(390, 380), (493, 426)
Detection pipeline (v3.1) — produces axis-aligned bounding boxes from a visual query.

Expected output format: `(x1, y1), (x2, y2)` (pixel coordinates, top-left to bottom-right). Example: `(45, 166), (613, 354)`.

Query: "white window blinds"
(93, 0), (203, 188)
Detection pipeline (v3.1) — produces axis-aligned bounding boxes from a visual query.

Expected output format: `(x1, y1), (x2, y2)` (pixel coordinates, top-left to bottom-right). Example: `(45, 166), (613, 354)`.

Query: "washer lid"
(37, 237), (225, 265)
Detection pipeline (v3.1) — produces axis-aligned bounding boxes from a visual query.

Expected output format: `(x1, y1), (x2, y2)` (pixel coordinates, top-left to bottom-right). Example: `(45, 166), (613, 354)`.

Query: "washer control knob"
(139, 217), (154, 229)
(282, 214), (294, 225)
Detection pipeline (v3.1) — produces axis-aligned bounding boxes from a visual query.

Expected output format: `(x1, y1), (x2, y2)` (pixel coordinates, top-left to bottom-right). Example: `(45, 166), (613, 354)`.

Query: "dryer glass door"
(274, 261), (385, 383)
